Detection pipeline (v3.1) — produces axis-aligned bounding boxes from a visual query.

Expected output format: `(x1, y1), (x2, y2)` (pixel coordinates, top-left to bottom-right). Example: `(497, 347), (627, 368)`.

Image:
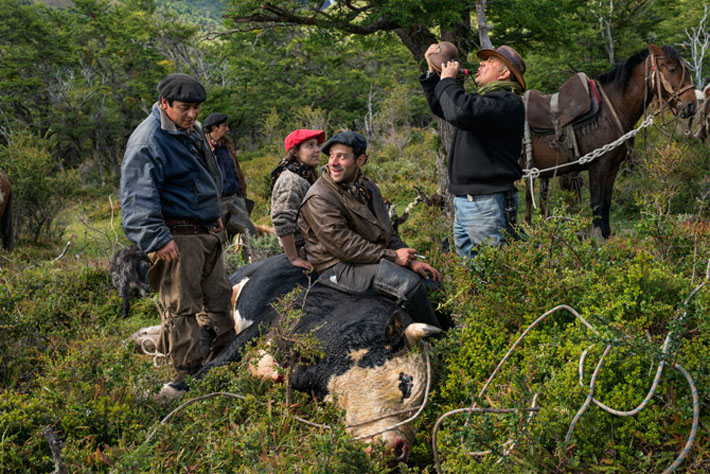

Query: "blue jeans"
(453, 192), (518, 258)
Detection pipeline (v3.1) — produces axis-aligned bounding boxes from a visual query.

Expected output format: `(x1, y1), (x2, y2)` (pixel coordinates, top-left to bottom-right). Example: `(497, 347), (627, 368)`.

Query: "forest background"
(1, 0), (709, 472)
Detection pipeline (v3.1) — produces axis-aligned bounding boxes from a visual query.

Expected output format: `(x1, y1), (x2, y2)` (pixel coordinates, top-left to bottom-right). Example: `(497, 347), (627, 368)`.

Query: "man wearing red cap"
(270, 129), (325, 269)
(420, 44), (526, 258)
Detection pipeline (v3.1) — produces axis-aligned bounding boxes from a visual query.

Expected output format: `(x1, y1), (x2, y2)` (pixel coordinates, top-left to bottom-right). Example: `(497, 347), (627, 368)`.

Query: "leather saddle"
(525, 72), (601, 135)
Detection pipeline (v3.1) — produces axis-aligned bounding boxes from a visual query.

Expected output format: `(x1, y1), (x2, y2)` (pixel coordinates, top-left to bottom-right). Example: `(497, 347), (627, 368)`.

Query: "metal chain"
(522, 113), (657, 180)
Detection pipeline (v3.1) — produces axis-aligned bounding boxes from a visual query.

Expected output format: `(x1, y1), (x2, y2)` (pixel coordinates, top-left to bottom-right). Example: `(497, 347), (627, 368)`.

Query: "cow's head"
(326, 310), (440, 463)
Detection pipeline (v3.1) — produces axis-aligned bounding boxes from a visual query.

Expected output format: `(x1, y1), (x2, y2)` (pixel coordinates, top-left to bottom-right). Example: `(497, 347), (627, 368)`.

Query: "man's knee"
(373, 259), (420, 300)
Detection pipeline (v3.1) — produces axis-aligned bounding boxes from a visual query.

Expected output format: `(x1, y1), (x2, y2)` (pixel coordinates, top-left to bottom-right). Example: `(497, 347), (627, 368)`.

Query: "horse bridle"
(646, 53), (694, 112)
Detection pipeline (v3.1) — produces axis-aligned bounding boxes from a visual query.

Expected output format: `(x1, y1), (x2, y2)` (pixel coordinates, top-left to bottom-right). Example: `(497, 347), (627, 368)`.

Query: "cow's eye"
(399, 372), (413, 399)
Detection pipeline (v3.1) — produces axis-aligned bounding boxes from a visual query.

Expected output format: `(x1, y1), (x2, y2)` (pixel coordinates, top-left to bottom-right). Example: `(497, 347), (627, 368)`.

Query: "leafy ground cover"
(0, 130), (708, 473)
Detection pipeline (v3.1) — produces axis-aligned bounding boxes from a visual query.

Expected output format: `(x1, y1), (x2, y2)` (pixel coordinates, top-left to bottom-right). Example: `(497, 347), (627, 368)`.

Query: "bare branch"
(228, 3), (400, 36)
(683, 4), (710, 88)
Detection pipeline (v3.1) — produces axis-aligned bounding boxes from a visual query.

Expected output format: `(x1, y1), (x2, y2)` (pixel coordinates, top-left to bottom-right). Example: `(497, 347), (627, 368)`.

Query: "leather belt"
(165, 218), (209, 235)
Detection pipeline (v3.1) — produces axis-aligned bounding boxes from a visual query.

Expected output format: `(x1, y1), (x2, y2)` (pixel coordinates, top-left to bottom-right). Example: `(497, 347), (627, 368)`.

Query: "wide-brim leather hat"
(477, 45), (526, 90)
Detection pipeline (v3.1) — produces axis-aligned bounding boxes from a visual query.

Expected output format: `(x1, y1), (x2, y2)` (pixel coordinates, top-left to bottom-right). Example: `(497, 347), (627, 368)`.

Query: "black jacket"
(420, 74), (524, 196)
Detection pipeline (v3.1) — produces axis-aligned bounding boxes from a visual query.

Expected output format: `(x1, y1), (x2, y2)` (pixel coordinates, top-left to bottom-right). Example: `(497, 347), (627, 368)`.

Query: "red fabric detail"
(284, 129), (326, 151)
(589, 80), (601, 105)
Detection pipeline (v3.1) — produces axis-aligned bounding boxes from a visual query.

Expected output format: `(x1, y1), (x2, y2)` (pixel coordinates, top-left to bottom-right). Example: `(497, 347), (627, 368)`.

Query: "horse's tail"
(1, 192), (14, 252)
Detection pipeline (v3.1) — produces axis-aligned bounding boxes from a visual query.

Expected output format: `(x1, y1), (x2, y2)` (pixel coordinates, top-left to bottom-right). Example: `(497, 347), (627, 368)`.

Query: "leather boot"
(403, 283), (441, 328)
(204, 327), (235, 365)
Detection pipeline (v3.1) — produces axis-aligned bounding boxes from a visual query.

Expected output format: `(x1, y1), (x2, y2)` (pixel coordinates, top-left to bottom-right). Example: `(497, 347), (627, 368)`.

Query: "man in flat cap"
(420, 44), (526, 258)
(203, 113), (257, 241)
(120, 73), (234, 400)
(298, 131), (442, 328)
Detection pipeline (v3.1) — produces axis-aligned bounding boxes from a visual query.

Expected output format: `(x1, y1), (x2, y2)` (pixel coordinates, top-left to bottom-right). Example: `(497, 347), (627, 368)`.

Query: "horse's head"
(648, 44), (697, 118)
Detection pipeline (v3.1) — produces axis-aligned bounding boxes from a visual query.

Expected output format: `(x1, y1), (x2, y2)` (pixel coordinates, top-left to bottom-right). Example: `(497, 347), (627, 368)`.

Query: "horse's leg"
(1, 192), (13, 252)
(589, 153), (623, 239)
(588, 163), (606, 240)
(539, 177), (550, 219)
(524, 178), (533, 225)
(598, 153), (625, 239)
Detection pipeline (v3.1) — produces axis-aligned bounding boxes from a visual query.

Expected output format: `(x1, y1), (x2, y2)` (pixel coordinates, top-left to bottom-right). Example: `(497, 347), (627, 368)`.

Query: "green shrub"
(0, 131), (79, 242)
(428, 215), (708, 473)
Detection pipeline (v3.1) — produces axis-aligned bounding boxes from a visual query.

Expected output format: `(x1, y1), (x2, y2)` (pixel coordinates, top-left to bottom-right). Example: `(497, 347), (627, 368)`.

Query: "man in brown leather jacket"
(298, 131), (441, 327)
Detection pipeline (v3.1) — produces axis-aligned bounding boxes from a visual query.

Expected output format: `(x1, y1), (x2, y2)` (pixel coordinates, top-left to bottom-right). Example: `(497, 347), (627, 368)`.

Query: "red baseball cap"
(284, 129), (325, 152)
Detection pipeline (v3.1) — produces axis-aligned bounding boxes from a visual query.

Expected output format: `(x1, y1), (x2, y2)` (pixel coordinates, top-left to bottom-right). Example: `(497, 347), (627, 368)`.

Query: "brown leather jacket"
(297, 172), (407, 273)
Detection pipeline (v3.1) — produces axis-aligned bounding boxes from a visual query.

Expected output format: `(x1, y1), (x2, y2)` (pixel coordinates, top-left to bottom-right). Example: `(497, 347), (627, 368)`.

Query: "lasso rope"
(432, 257), (708, 473)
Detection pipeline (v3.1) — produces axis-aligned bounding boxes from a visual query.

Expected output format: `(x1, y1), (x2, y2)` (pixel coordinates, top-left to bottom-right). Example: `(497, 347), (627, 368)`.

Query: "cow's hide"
(194, 253), (438, 461)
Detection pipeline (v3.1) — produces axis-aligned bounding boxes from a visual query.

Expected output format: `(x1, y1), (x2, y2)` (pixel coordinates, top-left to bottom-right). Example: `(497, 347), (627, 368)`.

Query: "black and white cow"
(197, 254), (441, 462)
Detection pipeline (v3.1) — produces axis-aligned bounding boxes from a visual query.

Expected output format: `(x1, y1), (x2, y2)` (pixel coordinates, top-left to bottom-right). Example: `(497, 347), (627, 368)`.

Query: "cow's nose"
(386, 437), (410, 462)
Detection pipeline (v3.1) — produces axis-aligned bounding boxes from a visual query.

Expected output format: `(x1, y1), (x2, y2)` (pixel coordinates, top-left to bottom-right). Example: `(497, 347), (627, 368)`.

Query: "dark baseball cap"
(157, 73), (207, 103)
(321, 131), (367, 155)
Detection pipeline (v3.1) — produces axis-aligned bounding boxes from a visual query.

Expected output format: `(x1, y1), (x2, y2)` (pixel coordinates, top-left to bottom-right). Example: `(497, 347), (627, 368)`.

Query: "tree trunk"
(476, 0), (493, 49)
(434, 116), (454, 216)
(393, 26), (439, 61)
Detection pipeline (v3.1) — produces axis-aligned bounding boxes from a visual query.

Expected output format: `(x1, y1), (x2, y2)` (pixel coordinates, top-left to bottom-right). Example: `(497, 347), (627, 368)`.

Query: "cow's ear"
(384, 310), (406, 346)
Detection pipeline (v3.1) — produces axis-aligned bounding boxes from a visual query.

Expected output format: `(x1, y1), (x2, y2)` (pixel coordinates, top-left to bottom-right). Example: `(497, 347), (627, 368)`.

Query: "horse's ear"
(648, 44), (663, 57)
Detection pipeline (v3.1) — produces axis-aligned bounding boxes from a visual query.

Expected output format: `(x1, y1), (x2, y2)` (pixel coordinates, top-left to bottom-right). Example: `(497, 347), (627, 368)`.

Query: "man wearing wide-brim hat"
(420, 44), (526, 258)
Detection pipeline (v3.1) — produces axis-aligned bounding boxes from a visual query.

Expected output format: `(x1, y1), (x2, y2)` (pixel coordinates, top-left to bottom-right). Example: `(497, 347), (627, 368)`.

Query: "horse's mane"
(597, 45), (681, 89)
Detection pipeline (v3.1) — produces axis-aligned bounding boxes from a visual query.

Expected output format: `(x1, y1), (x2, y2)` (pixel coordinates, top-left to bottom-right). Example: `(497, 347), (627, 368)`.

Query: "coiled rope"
(432, 256), (708, 473)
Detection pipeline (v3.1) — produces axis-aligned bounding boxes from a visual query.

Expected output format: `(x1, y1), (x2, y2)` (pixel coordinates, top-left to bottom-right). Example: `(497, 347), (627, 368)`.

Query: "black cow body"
(199, 254), (412, 397)
(194, 254), (437, 461)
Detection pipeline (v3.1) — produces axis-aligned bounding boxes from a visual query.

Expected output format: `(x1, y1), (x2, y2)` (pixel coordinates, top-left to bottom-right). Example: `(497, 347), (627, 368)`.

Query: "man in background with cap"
(203, 112), (257, 241)
(120, 73), (235, 400)
(298, 131), (442, 328)
(420, 44), (526, 258)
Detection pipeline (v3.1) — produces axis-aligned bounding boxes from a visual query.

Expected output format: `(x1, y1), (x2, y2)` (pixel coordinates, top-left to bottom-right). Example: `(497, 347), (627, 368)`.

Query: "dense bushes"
(425, 212), (708, 472)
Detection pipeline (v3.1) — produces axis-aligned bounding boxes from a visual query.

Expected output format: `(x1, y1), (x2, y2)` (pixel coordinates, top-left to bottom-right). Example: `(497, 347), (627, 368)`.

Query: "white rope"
(432, 256), (708, 473)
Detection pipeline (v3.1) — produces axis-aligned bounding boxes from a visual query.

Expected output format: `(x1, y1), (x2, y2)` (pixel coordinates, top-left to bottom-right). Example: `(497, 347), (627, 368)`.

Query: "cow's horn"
(404, 323), (442, 346)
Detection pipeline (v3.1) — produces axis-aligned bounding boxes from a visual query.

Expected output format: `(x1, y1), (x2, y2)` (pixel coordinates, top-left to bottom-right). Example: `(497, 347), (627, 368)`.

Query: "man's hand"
(210, 217), (224, 234)
(424, 43), (440, 73)
(441, 60), (459, 80)
(289, 257), (314, 271)
(394, 247), (417, 267)
(410, 260), (441, 281)
(156, 239), (179, 261)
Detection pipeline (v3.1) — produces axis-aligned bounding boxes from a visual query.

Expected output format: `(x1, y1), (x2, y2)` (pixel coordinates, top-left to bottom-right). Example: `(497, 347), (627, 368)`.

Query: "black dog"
(110, 245), (152, 318)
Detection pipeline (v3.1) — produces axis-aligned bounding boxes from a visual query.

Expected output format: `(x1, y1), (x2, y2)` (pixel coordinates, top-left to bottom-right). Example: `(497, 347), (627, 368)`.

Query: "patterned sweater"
(270, 169), (311, 243)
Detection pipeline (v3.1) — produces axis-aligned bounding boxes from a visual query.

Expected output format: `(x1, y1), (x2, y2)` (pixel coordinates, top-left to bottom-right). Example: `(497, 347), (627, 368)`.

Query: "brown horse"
(0, 168), (13, 251)
(523, 44), (697, 238)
